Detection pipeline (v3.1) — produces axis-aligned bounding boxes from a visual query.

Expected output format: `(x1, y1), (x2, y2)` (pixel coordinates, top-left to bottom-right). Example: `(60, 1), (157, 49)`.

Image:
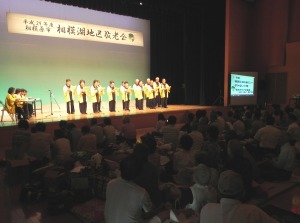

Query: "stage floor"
(1, 104), (220, 127)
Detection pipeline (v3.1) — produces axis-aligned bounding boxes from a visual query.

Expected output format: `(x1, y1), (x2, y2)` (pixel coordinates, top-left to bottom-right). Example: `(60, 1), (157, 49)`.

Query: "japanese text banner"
(7, 12), (144, 47)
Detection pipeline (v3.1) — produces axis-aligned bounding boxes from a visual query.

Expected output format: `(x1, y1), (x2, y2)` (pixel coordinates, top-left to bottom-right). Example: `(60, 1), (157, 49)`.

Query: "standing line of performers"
(63, 77), (171, 114)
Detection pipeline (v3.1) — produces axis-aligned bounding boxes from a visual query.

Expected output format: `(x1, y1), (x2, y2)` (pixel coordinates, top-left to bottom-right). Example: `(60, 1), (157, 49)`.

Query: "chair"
(0, 100), (17, 123)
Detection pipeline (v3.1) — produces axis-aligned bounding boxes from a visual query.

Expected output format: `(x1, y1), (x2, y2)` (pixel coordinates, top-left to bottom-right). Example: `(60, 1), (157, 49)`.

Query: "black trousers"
(161, 97), (168, 108)
(23, 103), (33, 116)
(149, 98), (155, 109)
(122, 100), (125, 110)
(66, 100), (75, 114)
(92, 102), (101, 113)
(135, 98), (138, 108)
(146, 98), (149, 108)
(79, 102), (87, 114)
(124, 100), (130, 111)
(137, 99), (143, 110)
(109, 100), (116, 112)
(16, 106), (27, 119)
(155, 95), (161, 107)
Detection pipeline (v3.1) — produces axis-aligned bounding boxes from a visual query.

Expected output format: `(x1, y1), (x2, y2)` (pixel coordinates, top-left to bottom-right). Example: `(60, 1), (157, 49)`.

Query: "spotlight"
(139, 2), (143, 6)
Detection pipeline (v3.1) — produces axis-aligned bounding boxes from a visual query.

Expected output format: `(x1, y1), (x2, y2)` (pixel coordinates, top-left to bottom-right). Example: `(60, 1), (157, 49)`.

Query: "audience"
(66, 122), (82, 151)
(90, 118), (105, 148)
(77, 125), (97, 154)
(52, 129), (72, 165)
(155, 113), (166, 133)
(11, 119), (31, 159)
(160, 115), (180, 150)
(119, 116), (137, 146)
(103, 117), (117, 145)
(105, 154), (153, 223)
(200, 170), (279, 223)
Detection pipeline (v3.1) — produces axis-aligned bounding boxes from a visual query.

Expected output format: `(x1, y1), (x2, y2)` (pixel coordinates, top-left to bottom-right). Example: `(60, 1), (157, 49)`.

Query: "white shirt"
(105, 178), (152, 223)
(273, 142), (296, 171)
(254, 125), (282, 149)
(52, 138), (72, 162)
(200, 198), (279, 223)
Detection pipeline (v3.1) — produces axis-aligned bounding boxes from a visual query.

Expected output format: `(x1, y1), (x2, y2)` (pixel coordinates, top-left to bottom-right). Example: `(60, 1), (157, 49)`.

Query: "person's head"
(18, 119), (29, 130)
(162, 78), (166, 84)
(93, 80), (99, 87)
(109, 80), (115, 87)
(15, 88), (21, 94)
(195, 151), (210, 166)
(227, 139), (244, 158)
(79, 80), (85, 87)
(67, 122), (76, 130)
(266, 114), (275, 125)
(135, 79), (139, 85)
(207, 125), (219, 141)
(8, 87), (15, 94)
(138, 80), (143, 86)
(150, 80), (154, 86)
(146, 78), (150, 84)
(123, 116), (131, 124)
(124, 81), (129, 88)
(54, 129), (65, 139)
(120, 154), (143, 181)
(21, 89), (28, 96)
(90, 118), (97, 126)
(193, 164), (211, 186)
(103, 117), (112, 125)
(157, 113), (166, 121)
(187, 112), (194, 123)
(35, 122), (46, 132)
(155, 77), (160, 82)
(179, 134), (193, 151)
(140, 133), (157, 154)
(66, 79), (71, 86)
(133, 143), (150, 163)
(59, 120), (68, 130)
(216, 111), (223, 117)
(210, 111), (218, 122)
(218, 170), (244, 199)
(81, 125), (90, 135)
(167, 115), (177, 125)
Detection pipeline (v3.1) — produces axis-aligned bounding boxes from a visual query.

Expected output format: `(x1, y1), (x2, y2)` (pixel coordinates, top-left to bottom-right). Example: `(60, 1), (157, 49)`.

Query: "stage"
(0, 104), (228, 156)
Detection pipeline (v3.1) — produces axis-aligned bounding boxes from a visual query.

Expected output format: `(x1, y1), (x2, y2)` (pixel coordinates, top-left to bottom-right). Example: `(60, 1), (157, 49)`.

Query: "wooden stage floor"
(0, 104), (228, 152)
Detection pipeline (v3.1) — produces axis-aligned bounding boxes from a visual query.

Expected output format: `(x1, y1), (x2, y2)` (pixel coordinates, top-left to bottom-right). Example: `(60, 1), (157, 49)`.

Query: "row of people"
(63, 77), (171, 114)
(4, 87), (33, 120)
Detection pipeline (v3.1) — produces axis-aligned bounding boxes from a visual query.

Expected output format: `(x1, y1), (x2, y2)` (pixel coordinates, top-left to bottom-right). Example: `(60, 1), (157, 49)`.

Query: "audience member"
(160, 115), (180, 150)
(105, 154), (153, 223)
(103, 117), (117, 145)
(188, 122), (204, 153)
(141, 133), (160, 169)
(11, 119), (31, 159)
(28, 122), (52, 160)
(200, 170), (279, 223)
(77, 125), (97, 154)
(66, 123), (82, 151)
(52, 129), (72, 165)
(90, 118), (105, 148)
(155, 113), (166, 133)
(120, 116), (137, 146)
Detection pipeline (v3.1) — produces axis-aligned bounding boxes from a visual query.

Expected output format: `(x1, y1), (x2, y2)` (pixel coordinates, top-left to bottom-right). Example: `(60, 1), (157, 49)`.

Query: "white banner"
(7, 12), (144, 47)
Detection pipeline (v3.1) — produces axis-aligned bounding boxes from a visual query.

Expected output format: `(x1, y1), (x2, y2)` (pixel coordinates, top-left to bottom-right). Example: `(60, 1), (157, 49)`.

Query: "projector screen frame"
(229, 71), (258, 106)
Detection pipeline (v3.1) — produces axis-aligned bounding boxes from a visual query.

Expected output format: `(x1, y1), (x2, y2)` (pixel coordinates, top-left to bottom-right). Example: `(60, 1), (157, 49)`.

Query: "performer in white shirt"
(77, 80), (87, 114)
(160, 78), (171, 108)
(133, 79), (139, 109)
(136, 80), (145, 110)
(90, 80), (104, 113)
(107, 81), (118, 112)
(63, 79), (75, 114)
(120, 81), (125, 111)
(154, 77), (161, 107)
(147, 80), (156, 109)
(144, 78), (151, 108)
(123, 81), (131, 111)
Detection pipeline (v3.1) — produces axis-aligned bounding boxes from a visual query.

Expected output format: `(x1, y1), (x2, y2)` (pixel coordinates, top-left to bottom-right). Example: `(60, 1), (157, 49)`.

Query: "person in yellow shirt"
(123, 81), (131, 111)
(63, 79), (75, 114)
(76, 80), (87, 114)
(160, 78), (171, 108)
(147, 80), (156, 109)
(136, 80), (144, 110)
(90, 80), (104, 113)
(5, 87), (17, 115)
(107, 81), (118, 112)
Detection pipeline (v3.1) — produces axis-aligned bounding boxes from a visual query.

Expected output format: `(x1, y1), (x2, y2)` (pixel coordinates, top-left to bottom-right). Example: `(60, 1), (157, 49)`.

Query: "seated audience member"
(52, 129), (72, 165)
(180, 112), (195, 133)
(11, 119), (31, 159)
(28, 122), (52, 160)
(232, 111), (246, 139)
(66, 123), (82, 151)
(196, 109), (209, 133)
(58, 120), (68, 137)
(254, 114), (282, 158)
(200, 170), (279, 223)
(258, 138), (297, 182)
(195, 151), (219, 188)
(160, 115), (180, 150)
(90, 118), (105, 148)
(103, 117), (117, 145)
(77, 125), (97, 154)
(133, 143), (162, 207)
(105, 154), (153, 223)
(173, 134), (195, 185)
(201, 125), (221, 169)
(155, 113), (166, 133)
(120, 116), (137, 146)
(185, 164), (217, 213)
(287, 113), (300, 139)
(141, 133), (160, 169)
(224, 139), (254, 201)
(188, 122), (204, 153)
(251, 110), (265, 137)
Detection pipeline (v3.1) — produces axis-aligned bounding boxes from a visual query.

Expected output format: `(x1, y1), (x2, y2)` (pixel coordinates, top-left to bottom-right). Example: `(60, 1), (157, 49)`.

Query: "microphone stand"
(45, 90), (61, 118)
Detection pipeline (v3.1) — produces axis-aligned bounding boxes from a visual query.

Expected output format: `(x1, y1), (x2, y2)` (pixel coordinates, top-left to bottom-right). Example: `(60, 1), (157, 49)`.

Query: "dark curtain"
(44, 0), (225, 105)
